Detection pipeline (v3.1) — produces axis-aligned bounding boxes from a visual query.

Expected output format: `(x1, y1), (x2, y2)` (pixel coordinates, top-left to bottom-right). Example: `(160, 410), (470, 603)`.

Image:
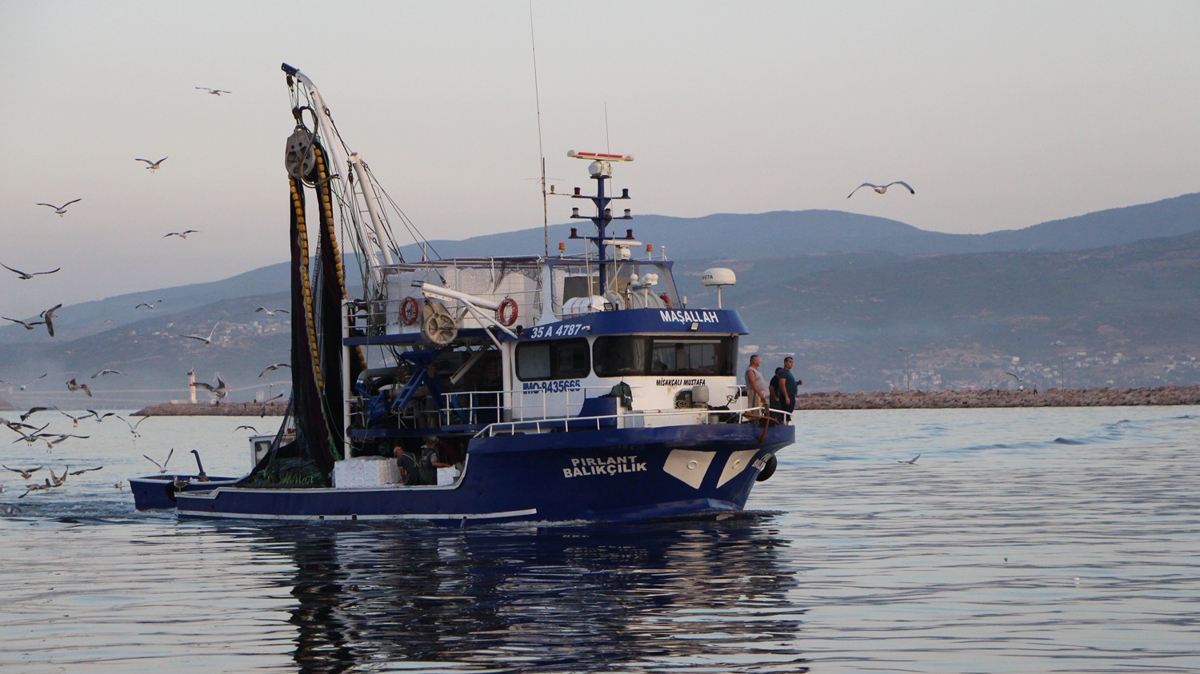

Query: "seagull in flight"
(36, 198), (81, 216)
(40, 304), (62, 337)
(135, 299), (163, 309)
(259, 363), (290, 377)
(0, 373), (47, 390)
(19, 480), (54, 498)
(196, 87), (231, 96)
(69, 466), (103, 476)
(234, 425), (258, 433)
(897, 454), (921, 465)
(179, 321), (220, 345)
(3, 465), (43, 479)
(255, 307), (289, 316)
(163, 230), (199, 239)
(1, 316), (46, 331)
(91, 368), (124, 378)
(66, 378), (93, 397)
(8, 422), (50, 445)
(1, 262), (61, 280)
(192, 375), (229, 399)
(847, 181), (916, 198)
(119, 415), (151, 437)
(55, 408), (90, 427)
(1005, 371), (1023, 382)
(135, 157), (168, 171)
(143, 448), (174, 473)
(19, 406), (52, 422)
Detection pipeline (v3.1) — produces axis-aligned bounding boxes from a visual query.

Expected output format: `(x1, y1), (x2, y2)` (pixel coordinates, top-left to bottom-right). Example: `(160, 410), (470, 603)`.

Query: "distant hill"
(401, 191), (1200, 259)
(729, 231), (1200, 390)
(4, 191), (1198, 347)
(3, 191), (1200, 406)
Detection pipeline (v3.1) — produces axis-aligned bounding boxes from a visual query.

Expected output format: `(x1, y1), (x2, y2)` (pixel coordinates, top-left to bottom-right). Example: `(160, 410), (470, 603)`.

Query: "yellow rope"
(290, 175), (323, 389)
(312, 145), (367, 371)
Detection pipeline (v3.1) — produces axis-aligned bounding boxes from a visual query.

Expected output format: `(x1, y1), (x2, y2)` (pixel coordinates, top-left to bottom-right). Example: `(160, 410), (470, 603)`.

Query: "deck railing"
(437, 385), (632, 426)
(474, 406), (792, 438)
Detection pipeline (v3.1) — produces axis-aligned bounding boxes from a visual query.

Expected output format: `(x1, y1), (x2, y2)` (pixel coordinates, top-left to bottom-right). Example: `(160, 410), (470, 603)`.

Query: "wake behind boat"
(173, 64), (794, 523)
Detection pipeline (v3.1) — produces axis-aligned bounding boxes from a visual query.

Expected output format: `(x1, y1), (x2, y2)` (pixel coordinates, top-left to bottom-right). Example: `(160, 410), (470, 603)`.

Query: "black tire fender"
(756, 453), (778, 482)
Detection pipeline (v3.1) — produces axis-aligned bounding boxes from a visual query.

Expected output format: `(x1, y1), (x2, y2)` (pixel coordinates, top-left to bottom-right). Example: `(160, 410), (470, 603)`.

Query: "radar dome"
(700, 268), (736, 286)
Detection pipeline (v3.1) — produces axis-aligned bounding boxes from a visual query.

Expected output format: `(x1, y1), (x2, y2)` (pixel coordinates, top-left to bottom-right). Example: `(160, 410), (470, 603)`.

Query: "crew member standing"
(745, 354), (768, 411)
(776, 356), (801, 423)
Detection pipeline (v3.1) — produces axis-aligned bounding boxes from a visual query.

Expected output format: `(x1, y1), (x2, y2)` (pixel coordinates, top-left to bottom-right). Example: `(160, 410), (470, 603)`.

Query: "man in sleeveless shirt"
(745, 354), (768, 411)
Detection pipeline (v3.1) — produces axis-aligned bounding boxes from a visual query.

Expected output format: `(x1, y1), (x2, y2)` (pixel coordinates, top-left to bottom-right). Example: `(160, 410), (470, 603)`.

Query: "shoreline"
(114, 385), (1200, 416)
(792, 385), (1200, 410)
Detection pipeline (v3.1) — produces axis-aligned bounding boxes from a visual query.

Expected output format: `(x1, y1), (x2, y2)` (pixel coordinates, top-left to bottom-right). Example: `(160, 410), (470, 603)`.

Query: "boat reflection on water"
(257, 515), (809, 672)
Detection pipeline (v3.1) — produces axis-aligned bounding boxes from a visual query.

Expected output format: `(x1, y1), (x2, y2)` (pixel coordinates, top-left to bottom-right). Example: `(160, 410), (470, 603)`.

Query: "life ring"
(659, 292), (672, 308)
(400, 296), (419, 325)
(497, 297), (519, 326)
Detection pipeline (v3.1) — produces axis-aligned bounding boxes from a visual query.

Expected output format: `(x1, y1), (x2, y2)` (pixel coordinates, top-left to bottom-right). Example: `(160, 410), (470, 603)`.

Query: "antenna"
(604, 103), (611, 154)
(529, 1), (549, 257)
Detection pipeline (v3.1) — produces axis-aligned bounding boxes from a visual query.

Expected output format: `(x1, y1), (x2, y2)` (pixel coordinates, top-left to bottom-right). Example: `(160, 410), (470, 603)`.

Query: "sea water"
(1, 406), (1198, 673)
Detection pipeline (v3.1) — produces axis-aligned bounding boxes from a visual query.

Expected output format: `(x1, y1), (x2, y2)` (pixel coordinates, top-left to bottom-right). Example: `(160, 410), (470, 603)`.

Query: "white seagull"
(163, 230), (199, 239)
(178, 321), (220, 345)
(1, 262), (61, 280)
(847, 181), (916, 198)
(120, 415), (151, 438)
(1, 316), (46, 331)
(255, 307), (289, 316)
(143, 448), (173, 473)
(36, 198), (82, 216)
(65, 378), (92, 397)
(259, 363), (290, 377)
(195, 87), (231, 96)
(0, 373), (47, 390)
(135, 157), (168, 171)
(40, 304), (62, 337)
(897, 454), (921, 465)
(191, 375), (229, 399)
(91, 368), (124, 378)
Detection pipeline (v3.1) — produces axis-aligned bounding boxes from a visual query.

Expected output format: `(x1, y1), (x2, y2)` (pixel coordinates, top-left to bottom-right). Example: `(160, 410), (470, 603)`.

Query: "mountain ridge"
(3, 191), (1199, 403)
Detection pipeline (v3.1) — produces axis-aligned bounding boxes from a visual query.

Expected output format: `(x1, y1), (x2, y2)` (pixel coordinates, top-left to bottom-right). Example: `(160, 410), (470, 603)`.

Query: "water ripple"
(2, 408), (1200, 672)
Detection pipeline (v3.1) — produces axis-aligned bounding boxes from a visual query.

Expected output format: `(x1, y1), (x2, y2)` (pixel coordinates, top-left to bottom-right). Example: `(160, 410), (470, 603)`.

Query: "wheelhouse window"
(593, 336), (737, 377)
(516, 338), (591, 381)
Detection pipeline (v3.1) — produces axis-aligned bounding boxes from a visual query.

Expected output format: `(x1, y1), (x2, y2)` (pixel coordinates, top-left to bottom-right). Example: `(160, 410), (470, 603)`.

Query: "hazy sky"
(2, 1), (1198, 319)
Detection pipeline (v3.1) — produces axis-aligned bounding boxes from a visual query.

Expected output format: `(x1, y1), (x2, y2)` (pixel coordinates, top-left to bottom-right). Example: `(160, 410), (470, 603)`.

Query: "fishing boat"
(174, 64), (794, 523)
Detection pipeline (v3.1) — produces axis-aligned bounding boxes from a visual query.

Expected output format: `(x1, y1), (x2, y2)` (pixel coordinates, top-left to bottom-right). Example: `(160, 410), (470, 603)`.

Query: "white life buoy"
(497, 297), (519, 327)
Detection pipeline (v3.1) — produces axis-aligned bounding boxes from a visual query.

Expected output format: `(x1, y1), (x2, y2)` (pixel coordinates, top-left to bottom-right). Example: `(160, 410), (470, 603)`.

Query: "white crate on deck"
(333, 456), (400, 488)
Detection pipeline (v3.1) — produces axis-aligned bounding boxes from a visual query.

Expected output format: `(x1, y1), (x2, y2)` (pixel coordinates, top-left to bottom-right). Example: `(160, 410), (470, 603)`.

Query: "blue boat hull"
(130, 474), (241, 510)
(175, 424), (794, 523)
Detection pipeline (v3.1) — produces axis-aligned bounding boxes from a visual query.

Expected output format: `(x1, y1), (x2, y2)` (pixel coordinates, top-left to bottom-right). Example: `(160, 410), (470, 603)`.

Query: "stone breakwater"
(794, 385), (1200, 410)
(133, 402), (289, 416)
(119, 385), (1200, 417)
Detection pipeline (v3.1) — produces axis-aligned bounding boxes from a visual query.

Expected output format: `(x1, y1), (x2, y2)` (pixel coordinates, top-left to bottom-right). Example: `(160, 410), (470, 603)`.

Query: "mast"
(281, 64), (396, 279)
(566, 150), (633, 297)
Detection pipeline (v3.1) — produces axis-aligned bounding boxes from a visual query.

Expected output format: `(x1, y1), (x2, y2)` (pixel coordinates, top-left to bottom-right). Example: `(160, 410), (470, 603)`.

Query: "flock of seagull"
(3, 464), (105, 499)
(0, 85), (301, 510)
